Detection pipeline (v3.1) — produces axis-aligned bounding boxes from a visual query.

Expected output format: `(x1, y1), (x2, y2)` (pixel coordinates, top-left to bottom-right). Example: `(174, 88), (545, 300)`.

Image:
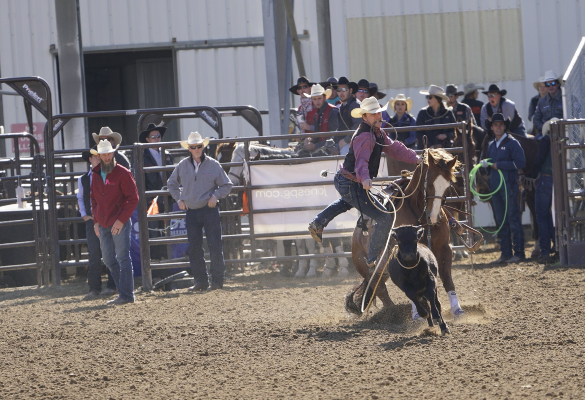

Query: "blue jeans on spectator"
(85, 220), (115, 293)
(99, 220), (134, 301)
(535, 175), (555, 256)
(186, 206), (225, 287)
(313, 172), (393, 264)
(491, 183), (524, 259)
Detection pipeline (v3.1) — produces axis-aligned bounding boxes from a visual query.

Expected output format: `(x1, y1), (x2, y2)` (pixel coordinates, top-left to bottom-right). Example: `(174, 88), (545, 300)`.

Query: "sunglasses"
(426, 95), (435, 100)
(545, 81), (558, 87)
(148, 134), (162, 139)
(189, 145), (203, 150)
(298, 85), (310, 90)
(487, 93), (498, 98)
(357, 89), (369, 93)
(337, 87), (349, 92)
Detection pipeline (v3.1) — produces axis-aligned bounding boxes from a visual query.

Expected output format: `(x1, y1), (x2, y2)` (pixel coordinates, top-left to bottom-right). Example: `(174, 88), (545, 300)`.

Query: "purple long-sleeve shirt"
(346, 128), (418, 183)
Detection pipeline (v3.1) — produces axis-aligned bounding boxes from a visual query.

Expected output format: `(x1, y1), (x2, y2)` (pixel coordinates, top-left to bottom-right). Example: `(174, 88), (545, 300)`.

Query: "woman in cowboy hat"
(92, 126), (131, 169)
(308, 97), (420, 268)
(382, 94), (416, 148)
(462, 83), (485, 124)
(480, 84), (526, 136)
(533, 70), (563, 136)
(480, 113), (526, 264)
(415, 85), (456, 149)
(167, 132), (233, 291)
(290, 76), (316, 133)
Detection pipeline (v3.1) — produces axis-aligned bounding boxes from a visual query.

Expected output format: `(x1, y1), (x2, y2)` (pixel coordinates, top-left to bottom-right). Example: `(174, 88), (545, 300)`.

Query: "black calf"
(389, 225), (450, 335)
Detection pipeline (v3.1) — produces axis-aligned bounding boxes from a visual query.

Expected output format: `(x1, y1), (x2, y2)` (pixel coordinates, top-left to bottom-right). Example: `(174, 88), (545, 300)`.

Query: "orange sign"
(10, 123), (45, 154)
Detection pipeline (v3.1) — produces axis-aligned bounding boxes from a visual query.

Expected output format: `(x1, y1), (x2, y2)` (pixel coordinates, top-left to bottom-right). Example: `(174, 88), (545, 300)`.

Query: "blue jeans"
(491, 183), (524, 258)
(86, 220), (115, 293)
(535, 175), (555, 256)
(99, 220), (134, 301)
(186, 206), (225, 286)
(313, 173), (393, 263)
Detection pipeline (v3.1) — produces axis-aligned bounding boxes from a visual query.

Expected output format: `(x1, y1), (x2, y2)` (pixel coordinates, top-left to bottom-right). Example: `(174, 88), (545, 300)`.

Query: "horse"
(346, 148), (464, 318)
(477, 130), (540, 256)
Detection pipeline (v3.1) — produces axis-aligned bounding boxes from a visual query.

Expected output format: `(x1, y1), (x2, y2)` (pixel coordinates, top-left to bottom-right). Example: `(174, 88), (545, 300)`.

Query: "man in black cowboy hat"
(320, 77), (341, 106)
(290, 76), (316, 133)
(480, 84), (526, 136)
(78, 147), (117, 300)
(446, 84), (476, 129)
(336, 76), (361, 155)
(139, 123), (174, 262)
(356, 79), (372, 102)
(480, 113), (526, 264)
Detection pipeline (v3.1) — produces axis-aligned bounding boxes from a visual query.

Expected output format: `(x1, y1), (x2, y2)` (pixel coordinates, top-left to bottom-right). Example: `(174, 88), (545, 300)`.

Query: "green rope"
(468, 160), (507, 235)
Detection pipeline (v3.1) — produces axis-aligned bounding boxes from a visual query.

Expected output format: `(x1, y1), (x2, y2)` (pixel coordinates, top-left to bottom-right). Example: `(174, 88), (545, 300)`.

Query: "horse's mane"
(424, 148), (462, 182)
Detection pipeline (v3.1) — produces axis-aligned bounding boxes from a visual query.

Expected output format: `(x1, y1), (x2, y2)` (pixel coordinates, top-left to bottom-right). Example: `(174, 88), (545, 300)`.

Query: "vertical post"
(316, 0), (333, 79)
(283, 0), (305, 77)
(134, 143), (153, 291)
(551, 121), (567, 264)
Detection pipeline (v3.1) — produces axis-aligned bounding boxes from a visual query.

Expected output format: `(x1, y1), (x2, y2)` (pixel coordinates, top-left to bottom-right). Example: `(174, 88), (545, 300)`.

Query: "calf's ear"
(417, 227), (425, 240)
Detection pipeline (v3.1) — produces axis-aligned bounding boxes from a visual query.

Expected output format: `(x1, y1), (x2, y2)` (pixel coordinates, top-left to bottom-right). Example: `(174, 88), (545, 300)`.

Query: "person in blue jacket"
(480, 113), (527, 264)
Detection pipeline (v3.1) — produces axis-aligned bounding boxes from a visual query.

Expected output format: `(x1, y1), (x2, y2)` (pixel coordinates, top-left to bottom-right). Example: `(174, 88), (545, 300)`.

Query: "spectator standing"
(139, 123), (174, 262)
(336, 76), (361, 155)
(462, 83), (485, 124)
(167, 132), (233, 291)
(320, 77), (341, 106)
(533, 70), (564, 136)
(92, 127), (131, 169)
(78, 147), (117, 299)
(528, 77), (547, 127)
(90, 139), (139, 305)
(415, 85), (456, 149)
(480, 84), (527, 137)
(308, 97), (419, 268)
(530, 118), (558, 261)
(382, 94), (417, 149)
(289, 76), (316, 133)
(446, 84), (476, 130)
(480, 114), (526, 264)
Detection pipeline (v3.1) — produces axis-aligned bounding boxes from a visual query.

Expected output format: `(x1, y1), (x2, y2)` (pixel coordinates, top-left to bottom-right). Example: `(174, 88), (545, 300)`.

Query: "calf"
(388, 225), (450, 335)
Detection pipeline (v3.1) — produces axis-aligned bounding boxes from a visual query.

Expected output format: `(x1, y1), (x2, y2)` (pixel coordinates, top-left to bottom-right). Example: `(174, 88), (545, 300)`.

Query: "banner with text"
(10, 123), (46, 154)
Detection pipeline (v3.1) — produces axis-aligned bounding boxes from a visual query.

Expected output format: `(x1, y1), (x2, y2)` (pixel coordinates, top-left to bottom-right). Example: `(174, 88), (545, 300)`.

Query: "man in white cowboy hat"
(78, 146), (117, 300)
(462, 83), (485, 124)
(301, 84), (339, 148)
(480, 84), (526, 136)
(382, 94), (416, 148)
(308, 97), (419, 269)
(528, 77), (547, 125)
(415, 85), (456, 149)
(92, 126), (131, 169)
(90, 139), (139, 305)
(533, 70), (563, 136)
(167, 132), (232, 291)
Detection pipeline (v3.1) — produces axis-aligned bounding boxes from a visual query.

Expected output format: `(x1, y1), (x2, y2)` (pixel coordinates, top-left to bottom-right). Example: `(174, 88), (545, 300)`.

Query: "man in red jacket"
(90, 138), (139, 305)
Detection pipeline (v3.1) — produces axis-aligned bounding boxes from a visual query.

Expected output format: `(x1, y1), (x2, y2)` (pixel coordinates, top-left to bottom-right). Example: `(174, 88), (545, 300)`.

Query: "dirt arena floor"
(1, 243), (585, 399)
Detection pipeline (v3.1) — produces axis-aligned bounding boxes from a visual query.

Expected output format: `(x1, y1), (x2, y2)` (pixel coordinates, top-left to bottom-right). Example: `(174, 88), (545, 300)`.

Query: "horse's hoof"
(441, 324), (451, 335)
(453, 308), (466, 319)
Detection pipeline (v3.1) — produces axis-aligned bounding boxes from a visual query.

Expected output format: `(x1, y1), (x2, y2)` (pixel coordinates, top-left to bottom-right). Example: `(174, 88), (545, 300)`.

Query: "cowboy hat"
(139, 123), (167, 143)
(533, 77), (545, 91)
(180, 132), (210, 149)
(482, 84), (507, 96)
(319, 77), (338, 89)
(350, 97), (389, 118)
(369, 82), (386, 99)
(542, 117), (560, 135)
(463, 83), (484, 96)
(337, 76), (358, 93)
(357, 79), (374, 96)
(389, 94), (413, 112)
(303, 84), (332, 99)
(420, 85), (449, 102)
(289, 76), (316, 95)
(90, 139), (119, 155)
(445, 84), (464, 97)
(540, 70), (562, 86)
(92, 126), (122, 147)
(82, 146), (98, 163)
(485, 113), (511, 132)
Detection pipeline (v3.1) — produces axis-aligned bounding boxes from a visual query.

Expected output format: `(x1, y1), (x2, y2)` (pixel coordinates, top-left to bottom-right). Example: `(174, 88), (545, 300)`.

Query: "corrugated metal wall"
(2, 0), (585, 146)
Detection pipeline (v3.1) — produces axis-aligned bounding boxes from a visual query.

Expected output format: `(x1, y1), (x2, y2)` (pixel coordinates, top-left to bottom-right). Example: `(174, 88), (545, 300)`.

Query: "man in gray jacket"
(167, 132), (233, 291)
(533, 70), (563, 136)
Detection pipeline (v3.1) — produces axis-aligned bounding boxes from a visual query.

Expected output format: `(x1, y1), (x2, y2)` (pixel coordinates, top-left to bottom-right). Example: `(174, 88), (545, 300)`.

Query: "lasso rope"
(468, 160), (507, 235)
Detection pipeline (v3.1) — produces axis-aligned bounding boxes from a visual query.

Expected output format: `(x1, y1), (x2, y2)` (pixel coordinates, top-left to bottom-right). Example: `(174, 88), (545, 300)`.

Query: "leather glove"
(480, 159), (490, 168)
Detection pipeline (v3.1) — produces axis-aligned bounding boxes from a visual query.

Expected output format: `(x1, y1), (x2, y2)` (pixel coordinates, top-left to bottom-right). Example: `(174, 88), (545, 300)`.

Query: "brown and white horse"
(347, 148), (465, 319)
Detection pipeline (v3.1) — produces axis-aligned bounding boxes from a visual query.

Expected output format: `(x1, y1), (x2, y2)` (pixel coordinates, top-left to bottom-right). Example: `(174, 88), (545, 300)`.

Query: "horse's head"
(216, 142), (236, 174)
(424, 148), (461, 225)
(227, 143), (246, 186)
